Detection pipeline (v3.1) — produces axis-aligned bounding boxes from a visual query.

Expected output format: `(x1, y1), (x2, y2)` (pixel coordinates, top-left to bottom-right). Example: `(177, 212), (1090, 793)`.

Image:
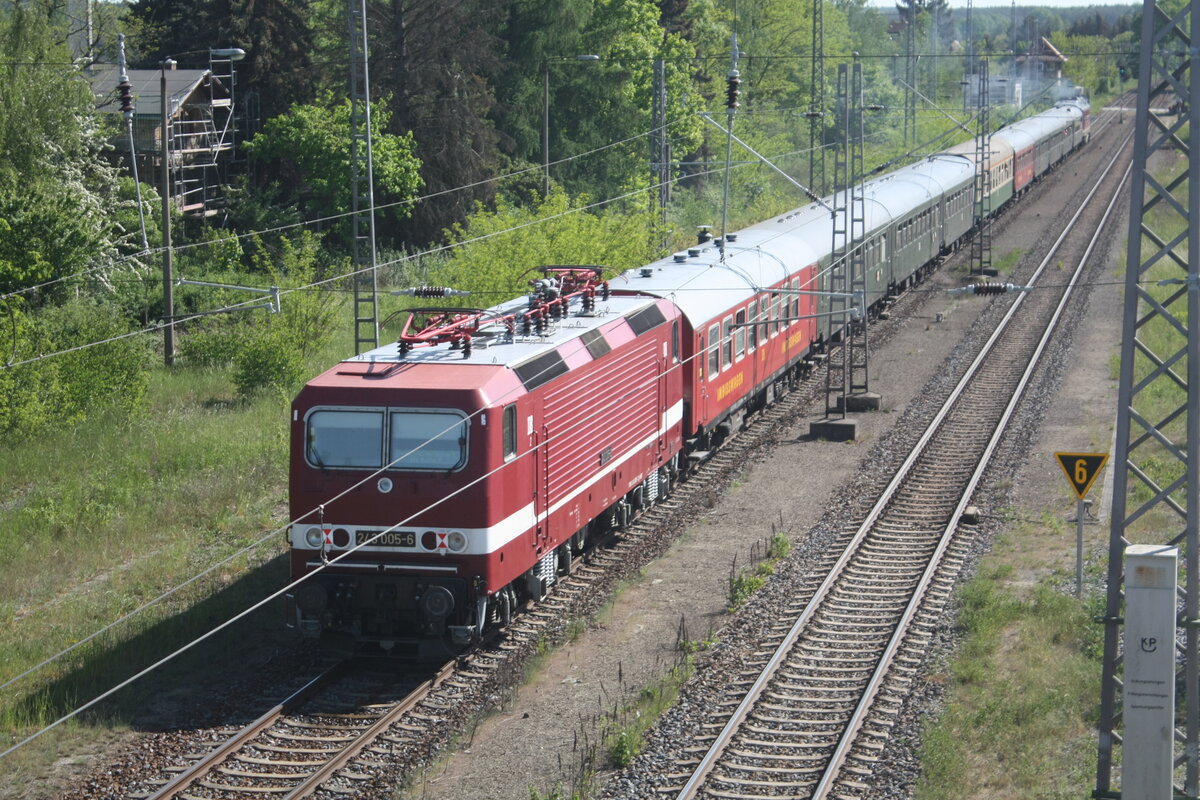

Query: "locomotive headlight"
(446, 530), (467, 552)
(305, 526), (324, 548)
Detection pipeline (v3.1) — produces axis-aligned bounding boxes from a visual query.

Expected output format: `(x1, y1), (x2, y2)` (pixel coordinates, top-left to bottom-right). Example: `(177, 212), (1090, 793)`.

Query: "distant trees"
(242, 95), (424, 242)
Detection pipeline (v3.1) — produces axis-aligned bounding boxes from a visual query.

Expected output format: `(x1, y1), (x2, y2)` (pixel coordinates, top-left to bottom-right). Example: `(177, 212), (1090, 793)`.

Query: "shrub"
(0, 297), (152, 436)
(232, 327), (306, 397)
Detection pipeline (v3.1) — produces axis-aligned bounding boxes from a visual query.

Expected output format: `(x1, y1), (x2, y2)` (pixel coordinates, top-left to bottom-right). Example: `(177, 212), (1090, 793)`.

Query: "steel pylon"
(826, 62), (868, 418)
(970, 58), (993, 277)
(349, 0), (379, 354)
(1095, 0), (1200, 794)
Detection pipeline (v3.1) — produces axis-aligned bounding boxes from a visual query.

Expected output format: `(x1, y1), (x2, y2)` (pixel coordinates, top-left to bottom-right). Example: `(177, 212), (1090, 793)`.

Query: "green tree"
(371, 0), (506, 241)
(0, 5), (132, 296)
(243, 94), (424, 245)
(433, 190), (664, 304)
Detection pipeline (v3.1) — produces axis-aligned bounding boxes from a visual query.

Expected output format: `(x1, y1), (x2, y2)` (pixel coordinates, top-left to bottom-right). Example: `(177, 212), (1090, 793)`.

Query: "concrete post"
(1122, 544), (1177, 799)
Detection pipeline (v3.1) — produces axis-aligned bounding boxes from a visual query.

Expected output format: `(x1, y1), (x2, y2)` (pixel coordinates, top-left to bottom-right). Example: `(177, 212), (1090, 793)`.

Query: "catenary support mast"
(1095, 0), (1200, 794)
(825, 62), (868, 418)
(349, 0), (379, 354)
(970, 58), (993, 277)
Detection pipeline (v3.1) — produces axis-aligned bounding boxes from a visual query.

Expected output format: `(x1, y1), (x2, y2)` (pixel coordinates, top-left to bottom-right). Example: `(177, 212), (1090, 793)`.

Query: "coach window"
(790, 278), (800, 321)
(748, 304), (757, 352)
(307, 409), (384, 468)
(735, 309), (746, 359)
(389, 410), (468, 471)
(722, 316), (733, 368)
(707, 323), (720, 377)
(502, 404), (517, 460)
(759, 296), (769, 341)
(771, 293), (782, 336)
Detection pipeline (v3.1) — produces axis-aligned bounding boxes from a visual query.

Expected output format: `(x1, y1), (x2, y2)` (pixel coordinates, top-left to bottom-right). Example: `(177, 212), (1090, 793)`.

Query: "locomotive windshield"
(306, 408), (468, 471)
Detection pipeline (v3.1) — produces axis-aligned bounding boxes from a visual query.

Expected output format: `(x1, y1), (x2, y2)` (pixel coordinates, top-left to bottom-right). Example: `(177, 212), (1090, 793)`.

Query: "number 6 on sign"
(1055, 452), (1110, 499)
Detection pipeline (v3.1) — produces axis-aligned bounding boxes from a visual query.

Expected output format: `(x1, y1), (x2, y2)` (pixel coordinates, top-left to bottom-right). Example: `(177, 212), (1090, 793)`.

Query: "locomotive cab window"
(390, 410), (468, 471)
(305, 407), (468, 472)
(307, 409), (384, 468)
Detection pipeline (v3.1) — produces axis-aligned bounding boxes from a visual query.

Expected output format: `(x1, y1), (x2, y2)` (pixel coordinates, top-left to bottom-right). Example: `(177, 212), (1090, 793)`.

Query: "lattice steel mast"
(970, 58), (993, 277)
(808, 0), (825, 197)
(349, 0), (379, 354)
(825, 62), (868, 418)
(904, 8), (917, 147)
(651, 59), (670, 234)
(1095, 0), (1200, 794)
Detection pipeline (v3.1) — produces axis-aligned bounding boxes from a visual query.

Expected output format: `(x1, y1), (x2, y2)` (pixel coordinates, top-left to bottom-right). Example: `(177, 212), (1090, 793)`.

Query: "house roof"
(89, 66), (230, 119)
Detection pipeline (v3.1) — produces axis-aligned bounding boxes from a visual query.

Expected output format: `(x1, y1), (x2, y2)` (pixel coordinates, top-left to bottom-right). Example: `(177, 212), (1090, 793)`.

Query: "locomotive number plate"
(356, 530), (416, 547)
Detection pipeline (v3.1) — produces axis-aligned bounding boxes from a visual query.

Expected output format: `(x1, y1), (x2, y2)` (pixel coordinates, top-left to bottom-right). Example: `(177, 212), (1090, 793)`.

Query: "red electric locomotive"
(288, 268), (684, 656)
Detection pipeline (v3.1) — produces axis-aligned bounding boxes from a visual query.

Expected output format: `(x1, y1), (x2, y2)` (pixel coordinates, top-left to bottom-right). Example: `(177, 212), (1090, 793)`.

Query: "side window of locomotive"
(734, 309), (746, 359)
(722, 317), (733, 368)
(671, 320), (680, 362)
(306, 409), (384, 469)
(707, 323), (720, 377)
(389, 410), (468, 471)
(502, 404), (517, 460)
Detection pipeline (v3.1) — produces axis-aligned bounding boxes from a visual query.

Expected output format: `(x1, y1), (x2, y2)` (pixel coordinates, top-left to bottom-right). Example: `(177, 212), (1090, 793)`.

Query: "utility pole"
(1095, 0), (1200, 794)
(161, 57), (176, 366)
(651, 59), (670, 235)
(904, 6), (917, 147)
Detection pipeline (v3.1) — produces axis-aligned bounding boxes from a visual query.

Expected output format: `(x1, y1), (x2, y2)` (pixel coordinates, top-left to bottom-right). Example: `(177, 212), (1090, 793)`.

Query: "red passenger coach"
(288, 270), (684, 657)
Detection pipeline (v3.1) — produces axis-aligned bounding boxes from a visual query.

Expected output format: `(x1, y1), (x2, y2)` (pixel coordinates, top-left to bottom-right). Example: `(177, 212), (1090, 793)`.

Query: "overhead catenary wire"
(0, 301), (735, 761)
(0, 127), (853, 370)
(0, 96), (1116, 753)
(0, 95), (1110, 694)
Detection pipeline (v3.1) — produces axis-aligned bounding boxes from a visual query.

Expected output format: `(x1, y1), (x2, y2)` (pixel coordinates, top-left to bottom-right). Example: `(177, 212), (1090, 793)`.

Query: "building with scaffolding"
(89, 56), (240, 218)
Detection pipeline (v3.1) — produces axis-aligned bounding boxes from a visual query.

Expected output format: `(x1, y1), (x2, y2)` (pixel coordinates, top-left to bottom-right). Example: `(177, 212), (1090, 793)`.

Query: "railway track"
(657, 113), (1134, 800)
(122, 102), (1131, 800)
(132, 319), (842, 798)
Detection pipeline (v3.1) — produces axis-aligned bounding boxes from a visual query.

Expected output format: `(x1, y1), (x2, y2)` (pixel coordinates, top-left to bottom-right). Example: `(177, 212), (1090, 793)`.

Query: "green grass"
(916, 566), (1101, 800)
(0, 307), (354, 783)
(726, 532), (791, 611)
(602, 657), (694, 769)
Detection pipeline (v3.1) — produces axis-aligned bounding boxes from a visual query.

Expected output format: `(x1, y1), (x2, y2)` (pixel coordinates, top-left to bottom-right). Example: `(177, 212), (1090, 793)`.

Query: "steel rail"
(813, 140), (1135, 800)
(282, 659), (457, 798)
(675, 120), (1133, 800)
(147, 661), (349, 800)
